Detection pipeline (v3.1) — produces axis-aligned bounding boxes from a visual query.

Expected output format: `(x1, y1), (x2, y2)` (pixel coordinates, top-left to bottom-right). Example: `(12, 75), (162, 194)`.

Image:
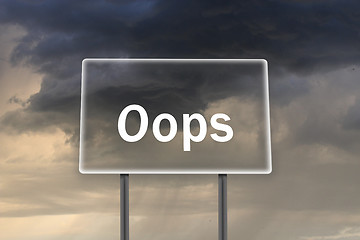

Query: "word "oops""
(118, 104), (233, 151)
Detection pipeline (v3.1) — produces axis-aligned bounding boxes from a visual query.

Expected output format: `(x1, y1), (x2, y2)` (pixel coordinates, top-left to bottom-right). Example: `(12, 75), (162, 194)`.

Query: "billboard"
(79, 59), (271, 174)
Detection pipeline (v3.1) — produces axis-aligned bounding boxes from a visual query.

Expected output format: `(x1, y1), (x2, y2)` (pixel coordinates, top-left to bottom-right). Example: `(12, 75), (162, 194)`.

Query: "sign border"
(79, 59), (272, 174)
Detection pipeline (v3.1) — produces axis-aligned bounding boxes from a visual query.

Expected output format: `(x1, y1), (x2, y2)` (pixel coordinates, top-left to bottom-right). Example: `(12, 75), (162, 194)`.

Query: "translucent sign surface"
(79, 59), (271, 174)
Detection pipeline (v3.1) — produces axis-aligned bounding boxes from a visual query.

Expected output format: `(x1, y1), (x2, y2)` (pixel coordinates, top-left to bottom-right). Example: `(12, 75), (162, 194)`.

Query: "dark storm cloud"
(1, 0), (360, 133)
(2, 0), (360, 69)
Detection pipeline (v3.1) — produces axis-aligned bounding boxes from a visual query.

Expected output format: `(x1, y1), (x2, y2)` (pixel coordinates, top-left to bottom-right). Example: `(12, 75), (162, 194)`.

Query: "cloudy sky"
(1, 0), (360, 239)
